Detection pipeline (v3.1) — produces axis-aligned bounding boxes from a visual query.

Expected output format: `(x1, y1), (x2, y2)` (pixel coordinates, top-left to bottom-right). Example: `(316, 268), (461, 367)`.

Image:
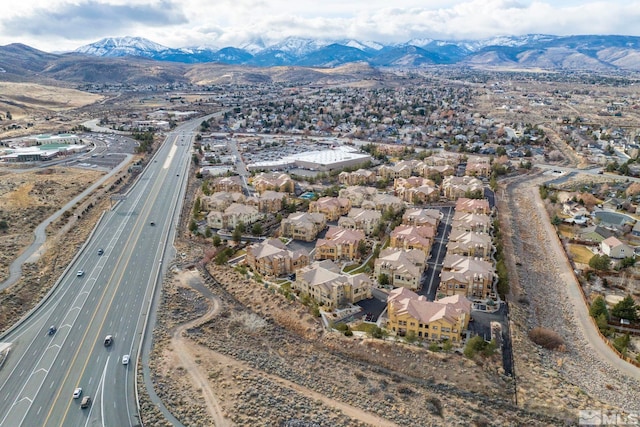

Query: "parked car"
(73, 387), (82, 399)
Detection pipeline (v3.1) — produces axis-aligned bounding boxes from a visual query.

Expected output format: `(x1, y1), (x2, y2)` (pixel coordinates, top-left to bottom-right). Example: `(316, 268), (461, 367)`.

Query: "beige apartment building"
(439, 254), (495, 299)
(374, 248), (426, 291)
(389, 224), (435, 256)
(206, 203), (263, 230)
(246, 238), (310, 277)
(386, 287), (471, 342)
(338, 208), (382, 236)
(211, 175), (244, 193)
(441, 176), (484, 200)
(314, 226), (365, 261)
(309, 197), (352, 221)
(402, 208), (442, 228)
(447, 230), (493, 259)
(294, 260), (372, 308)
(251, 172), (295, 194)
(338, 169), (377, 185)
(280, 212), (327, 242)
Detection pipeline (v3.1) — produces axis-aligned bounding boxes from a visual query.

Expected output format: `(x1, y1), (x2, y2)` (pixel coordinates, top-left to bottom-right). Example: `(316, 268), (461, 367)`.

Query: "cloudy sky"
(0, 0), (638, 52)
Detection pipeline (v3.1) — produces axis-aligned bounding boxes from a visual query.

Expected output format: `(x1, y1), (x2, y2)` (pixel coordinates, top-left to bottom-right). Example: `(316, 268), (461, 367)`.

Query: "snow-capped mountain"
(72, 34), (640, 71)
(75, 36), (171, 58)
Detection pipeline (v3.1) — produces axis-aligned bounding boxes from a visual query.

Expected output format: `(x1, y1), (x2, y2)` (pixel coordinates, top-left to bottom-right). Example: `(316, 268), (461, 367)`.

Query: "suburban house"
(245, 238), (310, 277)
(455, 198), (491, 215)
(389, 224), (435, 256)
(386, 287), (472, 342)
(439, 254), (496, 299)
(280, 212), (327, 242)
(402, 208), (442, 228)
(338, 208), (382, 236)
(309, 197), (352, 221)
(441, 176), (484, 200)
(211, 175), (244, 193)
(251, 172), (295, 194)
(245, 190), (285, 213)
(451, 212), (492, 233)
(447, 230), (493, 259)
(338, 186), (378, 207)
(338, 169), (377, 186)
(201, 191), (245, 211)
(374, 248), (427, 290)
(206, 203), (263, 230)
(314, 226), (365, 261)
(294, 260), (372, 308)
(601, 236), (634, 259)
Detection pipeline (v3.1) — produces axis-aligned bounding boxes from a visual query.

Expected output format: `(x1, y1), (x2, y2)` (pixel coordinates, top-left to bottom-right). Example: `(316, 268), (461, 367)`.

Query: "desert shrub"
(425, 397), (443, 417)
(464, 335), (497, 358)
(332, 322), (348, 332)
(528, 327), (564, 350)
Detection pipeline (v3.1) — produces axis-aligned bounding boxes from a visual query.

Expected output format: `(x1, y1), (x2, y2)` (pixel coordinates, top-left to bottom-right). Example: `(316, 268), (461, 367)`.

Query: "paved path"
(0, 154), (132, 291)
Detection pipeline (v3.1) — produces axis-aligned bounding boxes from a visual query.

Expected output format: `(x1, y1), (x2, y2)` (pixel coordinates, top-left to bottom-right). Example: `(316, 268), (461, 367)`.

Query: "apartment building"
(294, 260), (372, 308)
(338, 186), (378, 207)
(447, 230), (493, 259)
(201, 191), (245, 211)
(374, 248), (427, 290)
(386, 287), (471, 342)
(338, 169), (377, 186)
(206, 203), (263, 230)
(211, 175), (244, 193)
(439, 254), (495, 299)
(441, 176), (484, 200)
(402, 208), (442, 228)
(280, 212), (327, 242)
(389, 224), (435, 256)
(251, 172), (295, 194)
(455, 197), (491, 215)
(246, 238), (310, 277)
(314, 226), (365, 261)
(309, 196), (352, 221)
(338, 208), (382, 236)
(451, 212), (492, 233)
(245, 190), (285, 213)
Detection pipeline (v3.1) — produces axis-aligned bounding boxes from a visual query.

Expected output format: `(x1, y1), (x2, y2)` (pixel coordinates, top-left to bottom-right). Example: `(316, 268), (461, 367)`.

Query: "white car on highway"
(73, 387), (82, 399)
(122, 354), (130, 365)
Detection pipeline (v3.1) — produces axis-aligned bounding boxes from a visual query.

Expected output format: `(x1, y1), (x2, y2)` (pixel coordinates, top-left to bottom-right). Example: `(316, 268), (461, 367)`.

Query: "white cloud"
(0, 0), (638, 52)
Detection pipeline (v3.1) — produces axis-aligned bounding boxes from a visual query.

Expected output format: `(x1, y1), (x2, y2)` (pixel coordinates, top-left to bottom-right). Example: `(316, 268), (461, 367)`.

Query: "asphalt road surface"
(0, 118), (206, 427)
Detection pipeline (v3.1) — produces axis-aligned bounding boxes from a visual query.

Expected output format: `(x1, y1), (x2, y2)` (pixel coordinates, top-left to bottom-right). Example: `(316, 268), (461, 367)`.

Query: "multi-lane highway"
(0, 117), (209, 427)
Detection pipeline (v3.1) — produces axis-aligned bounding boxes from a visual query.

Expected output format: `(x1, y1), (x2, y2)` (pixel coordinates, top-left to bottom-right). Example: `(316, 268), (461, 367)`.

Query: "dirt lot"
(0, 167), (104, 281)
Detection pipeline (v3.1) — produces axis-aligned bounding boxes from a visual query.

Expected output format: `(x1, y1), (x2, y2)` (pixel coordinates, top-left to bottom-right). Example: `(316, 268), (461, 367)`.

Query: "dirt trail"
(172, 269), (229, 426)
(171, 268), (400, 427)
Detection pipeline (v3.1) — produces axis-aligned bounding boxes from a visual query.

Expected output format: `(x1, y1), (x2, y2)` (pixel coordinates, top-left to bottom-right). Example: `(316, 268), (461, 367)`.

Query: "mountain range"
(71, 34), (640, 71)
(1, 34), (640, 88)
